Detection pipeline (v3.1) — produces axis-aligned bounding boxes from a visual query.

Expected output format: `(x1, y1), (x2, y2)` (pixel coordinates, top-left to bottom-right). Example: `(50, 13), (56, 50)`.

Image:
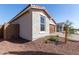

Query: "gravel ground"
(0, 37), (79, 55)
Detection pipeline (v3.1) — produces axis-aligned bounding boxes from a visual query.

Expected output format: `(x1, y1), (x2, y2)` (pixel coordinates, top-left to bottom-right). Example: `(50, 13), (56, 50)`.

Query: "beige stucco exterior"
(32, 10), (50, 40)
(4, 23), (19, 39)
(11, 10), (32, 41)
(9, 9), (56, 41)
(49, 19), (56, 25)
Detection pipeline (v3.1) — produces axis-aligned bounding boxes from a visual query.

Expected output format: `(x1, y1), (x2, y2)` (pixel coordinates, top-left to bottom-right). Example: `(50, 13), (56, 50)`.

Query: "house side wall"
(4, 23), (19, 39)
(49, 24), (56, 33)
(49, 19), (56, 25)
(49, 19), (56, 32)
(32, 10), (50, 40)
(11, 10), (32, 40)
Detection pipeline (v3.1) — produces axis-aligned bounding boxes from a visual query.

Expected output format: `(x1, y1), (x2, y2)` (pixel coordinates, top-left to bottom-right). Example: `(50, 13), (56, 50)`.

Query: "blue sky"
(0, 4), (79, 29)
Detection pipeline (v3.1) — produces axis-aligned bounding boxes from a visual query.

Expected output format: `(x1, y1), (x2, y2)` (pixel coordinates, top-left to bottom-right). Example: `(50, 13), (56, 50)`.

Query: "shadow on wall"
(4, 51), (63, 55)
(0, 24), (30, 44)
(0, 25), (4, 38)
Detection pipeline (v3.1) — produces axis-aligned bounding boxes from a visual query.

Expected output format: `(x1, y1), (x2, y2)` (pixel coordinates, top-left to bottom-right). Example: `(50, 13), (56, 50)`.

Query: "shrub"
(69, 28), (76, 34)
(48, 35), (59, 42)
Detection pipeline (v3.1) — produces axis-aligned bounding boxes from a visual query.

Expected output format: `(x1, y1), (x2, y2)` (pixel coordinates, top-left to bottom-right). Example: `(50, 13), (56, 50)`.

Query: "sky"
(0, 4), (79, 29)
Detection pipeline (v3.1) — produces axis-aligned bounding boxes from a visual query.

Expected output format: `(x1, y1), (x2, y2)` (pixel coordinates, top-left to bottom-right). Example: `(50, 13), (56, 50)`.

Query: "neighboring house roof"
(57, 22), (65, 26)
(8, 4), (56, 24)
(51, 18), (57, 24)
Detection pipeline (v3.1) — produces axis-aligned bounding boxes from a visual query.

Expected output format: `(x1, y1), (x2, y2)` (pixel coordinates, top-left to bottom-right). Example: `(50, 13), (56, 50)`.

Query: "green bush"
(69, 28), (76, 34)
(48, 35), (59, 42)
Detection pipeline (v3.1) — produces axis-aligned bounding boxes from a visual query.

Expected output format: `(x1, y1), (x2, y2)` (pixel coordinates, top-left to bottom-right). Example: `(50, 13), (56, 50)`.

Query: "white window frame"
(40, 15), (46, 32)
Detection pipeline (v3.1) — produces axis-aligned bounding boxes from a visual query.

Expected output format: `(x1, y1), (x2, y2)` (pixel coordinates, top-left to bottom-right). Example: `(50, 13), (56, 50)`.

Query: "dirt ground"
(0, 36), (79, 55)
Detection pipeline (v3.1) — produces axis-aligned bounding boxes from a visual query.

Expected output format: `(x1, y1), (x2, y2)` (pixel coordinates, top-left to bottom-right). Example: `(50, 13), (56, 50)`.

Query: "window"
(40, 15), (46, 31)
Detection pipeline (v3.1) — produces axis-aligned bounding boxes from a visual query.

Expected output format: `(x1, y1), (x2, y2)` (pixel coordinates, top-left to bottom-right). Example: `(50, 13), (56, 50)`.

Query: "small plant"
(48, 35), (59, 43)
(45, 40), (48, 44)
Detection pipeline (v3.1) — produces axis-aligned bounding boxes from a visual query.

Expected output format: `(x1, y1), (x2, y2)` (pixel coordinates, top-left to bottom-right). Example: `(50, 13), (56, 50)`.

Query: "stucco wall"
(32, 10), (50, 40)
(12, 11), (32, 40)
(49, 19), (56, 25)
(10, 9), (56, 41)
(4, 23), (19, 39)
(49, 19), (56, 32)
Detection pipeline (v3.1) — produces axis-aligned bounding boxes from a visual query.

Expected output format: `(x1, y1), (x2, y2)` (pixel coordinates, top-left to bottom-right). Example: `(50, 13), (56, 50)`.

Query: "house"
(76, 31), (79, 34)
(3, 4), (56, 41)
(74, 29), (79, 34)
(57, 22), (65, 32)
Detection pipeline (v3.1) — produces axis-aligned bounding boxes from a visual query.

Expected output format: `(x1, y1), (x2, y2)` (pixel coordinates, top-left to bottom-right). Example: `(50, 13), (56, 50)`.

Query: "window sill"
(40, 31), (46, 33)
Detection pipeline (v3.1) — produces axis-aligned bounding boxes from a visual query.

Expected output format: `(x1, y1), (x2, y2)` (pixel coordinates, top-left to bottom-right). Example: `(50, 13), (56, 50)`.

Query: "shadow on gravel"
(6, 51), (63, 55)
(0, 38), (4, 42)
(5, 38), (30, 44)
(0, 37), (30, 44)
(55, 41), (65, 45)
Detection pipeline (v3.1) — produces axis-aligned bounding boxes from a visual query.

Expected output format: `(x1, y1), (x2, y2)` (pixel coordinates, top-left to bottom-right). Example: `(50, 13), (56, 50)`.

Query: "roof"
(8, 4), (56, 24)
(57, 22), (64, 25)
(57, 22), (65, 27)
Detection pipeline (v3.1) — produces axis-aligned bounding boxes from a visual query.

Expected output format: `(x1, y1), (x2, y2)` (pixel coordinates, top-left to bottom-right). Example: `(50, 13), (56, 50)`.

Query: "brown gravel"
(0, 36), (79, 55)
